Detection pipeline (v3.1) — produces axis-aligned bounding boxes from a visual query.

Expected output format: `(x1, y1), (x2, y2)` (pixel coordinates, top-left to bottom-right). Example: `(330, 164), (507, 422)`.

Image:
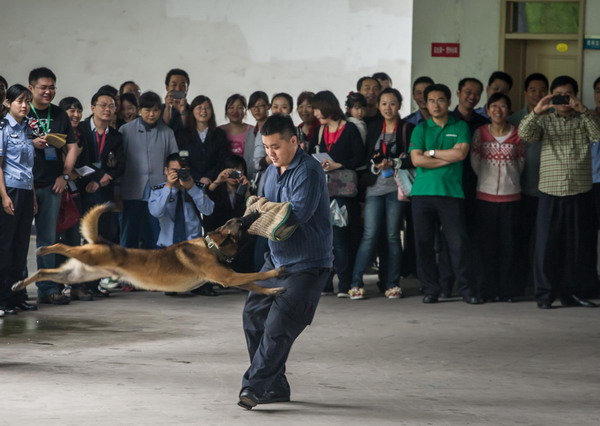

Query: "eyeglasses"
(35, 85), (56, 92)
(95, 103), (116, 110)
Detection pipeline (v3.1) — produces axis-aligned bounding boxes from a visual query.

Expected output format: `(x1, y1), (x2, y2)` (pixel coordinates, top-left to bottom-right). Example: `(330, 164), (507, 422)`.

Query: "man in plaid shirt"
(519, 75), (600, 309)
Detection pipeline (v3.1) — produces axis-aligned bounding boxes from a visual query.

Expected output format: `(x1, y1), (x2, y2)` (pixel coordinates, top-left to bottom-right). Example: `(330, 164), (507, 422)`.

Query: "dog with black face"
(12, 203), (284, 295)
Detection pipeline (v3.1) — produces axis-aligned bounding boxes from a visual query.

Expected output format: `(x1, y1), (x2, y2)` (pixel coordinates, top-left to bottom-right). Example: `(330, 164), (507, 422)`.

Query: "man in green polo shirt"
(408, 83), (482, 305)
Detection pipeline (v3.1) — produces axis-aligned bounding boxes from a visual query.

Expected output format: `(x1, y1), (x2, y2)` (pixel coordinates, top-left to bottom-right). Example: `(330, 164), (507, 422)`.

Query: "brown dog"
(12, 203), (284, 296)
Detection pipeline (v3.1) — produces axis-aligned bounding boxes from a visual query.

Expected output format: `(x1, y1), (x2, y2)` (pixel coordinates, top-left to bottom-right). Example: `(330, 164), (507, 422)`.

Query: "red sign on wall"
(431, 43), (460, 57)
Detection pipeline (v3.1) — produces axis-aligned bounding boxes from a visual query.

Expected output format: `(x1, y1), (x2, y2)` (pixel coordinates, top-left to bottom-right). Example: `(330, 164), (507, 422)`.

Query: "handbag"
(317, 125), (358, 198)
(56, 190), (81, 233)
(394, 121), (416, 201)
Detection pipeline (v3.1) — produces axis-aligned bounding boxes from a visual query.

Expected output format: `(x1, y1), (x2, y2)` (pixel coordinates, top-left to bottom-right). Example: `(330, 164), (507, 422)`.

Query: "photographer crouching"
(148, 151), (215, 296)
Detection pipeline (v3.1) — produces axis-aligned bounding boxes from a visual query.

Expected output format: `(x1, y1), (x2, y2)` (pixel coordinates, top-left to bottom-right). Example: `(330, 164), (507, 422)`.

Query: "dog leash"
(204, 235), (234, 264)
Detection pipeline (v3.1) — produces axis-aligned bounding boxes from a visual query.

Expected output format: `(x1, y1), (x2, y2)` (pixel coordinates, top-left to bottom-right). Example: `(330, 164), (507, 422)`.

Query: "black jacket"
(176, 127), (228, 182)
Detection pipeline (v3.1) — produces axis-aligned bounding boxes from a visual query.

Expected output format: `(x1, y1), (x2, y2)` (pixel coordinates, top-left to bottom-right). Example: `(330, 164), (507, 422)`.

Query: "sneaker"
(348, 287), (365, 300)
(384, 286), (403, 299)
(71, 287), (94, 301)
(92, 285), (110, 298)
(337, 292), (350, 298)
(38, 293), (71, 305)
(99, 277), (120, 289)
(62, 285), (72, 298)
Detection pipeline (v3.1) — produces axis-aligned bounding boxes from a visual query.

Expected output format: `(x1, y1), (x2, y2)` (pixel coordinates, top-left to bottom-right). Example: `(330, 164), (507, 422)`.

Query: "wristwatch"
(62, 174), (71, 181)
(428, 150), (436, 158)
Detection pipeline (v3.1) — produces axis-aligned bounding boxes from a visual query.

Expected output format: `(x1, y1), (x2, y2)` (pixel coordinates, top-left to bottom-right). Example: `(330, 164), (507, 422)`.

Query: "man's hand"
(52, 175), (67, 193)
(99, 173), (112, 187)
(533, 94), (555, 115)
(33, 136), (49, 150)
(2, 195), (14, 215)
(180, 175), (194, 190)
(569, 96), (587, 113)
(166, 169), (179, 188)
(86, 181), (100, 193)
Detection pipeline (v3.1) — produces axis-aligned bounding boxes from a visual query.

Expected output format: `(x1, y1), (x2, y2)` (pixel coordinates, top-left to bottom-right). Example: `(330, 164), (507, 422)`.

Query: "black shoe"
(569, 295), (598, 308)
(422, 295), (439, 304)
(440, 292), (452, 299)
(258, 390), (290, 404)
(191, 285), (218, 297)
(238, 388), (259, 410)
(537, 301), (553, 309)
(0, 305), (18, 315)
(463, 296), (484, 305)
(15, 302), (38, 311)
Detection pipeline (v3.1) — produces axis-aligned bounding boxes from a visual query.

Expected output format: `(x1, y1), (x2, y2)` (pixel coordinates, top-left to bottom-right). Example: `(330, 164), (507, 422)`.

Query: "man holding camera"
(519, 75), (600, 309)
(148, 152), (214, 248)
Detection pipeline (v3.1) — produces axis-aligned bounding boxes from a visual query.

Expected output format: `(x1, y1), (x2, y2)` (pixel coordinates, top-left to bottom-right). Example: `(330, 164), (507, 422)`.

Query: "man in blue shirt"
(238, 114), (333, 410)
(148, 152), (214, 247)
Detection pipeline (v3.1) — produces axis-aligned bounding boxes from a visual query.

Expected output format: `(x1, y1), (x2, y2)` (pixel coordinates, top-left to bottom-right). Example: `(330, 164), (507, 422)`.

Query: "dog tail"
(80, 202), (115, 244)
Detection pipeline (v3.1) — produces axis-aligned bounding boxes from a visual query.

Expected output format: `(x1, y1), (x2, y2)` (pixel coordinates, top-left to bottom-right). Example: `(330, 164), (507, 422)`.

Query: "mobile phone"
(170, 90), (186, 100)
(551, 95), (570, 105)
(229, 170), (242, 179)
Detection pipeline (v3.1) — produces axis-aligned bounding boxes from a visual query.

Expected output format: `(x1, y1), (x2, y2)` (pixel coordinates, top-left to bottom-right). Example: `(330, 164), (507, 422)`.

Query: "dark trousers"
(534, 191), (599, 302)
(0, 188), (33, 307)
(514, 194), (538, 295)
(475, 200), (520, 300)
(119, 200), (159, 249)
(325, 197), (359, 293)
(412, 196), (473, 298)
(242, 259), (331, 396)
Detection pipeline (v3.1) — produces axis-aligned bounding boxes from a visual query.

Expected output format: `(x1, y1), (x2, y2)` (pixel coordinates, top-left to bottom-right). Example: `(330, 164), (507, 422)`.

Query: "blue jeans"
(35, 185), (63, 297)
(351, 191), (406, 289)
(119, 200), (159, 249)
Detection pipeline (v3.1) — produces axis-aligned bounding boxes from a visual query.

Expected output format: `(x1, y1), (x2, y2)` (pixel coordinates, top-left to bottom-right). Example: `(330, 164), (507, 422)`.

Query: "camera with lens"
(229, 170), (242, 179)
(371, 151), (386, 165)
(177, 150), (191, 181)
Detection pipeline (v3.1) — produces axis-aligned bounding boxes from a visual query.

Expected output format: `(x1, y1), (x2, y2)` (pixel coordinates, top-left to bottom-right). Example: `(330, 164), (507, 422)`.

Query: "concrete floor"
(2, 269), (600, 426)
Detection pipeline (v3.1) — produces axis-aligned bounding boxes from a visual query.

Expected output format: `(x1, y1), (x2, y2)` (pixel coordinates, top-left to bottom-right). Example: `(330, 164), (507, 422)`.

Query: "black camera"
(229, 170), (242, 179)
(178, 150), (191, 181)
(371, 152), (386, 165)
(552, 95), (570, 105)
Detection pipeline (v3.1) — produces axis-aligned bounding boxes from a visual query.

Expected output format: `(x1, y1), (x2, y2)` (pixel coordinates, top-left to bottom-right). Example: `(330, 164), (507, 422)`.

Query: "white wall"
(410, 0), (501, 111)
(411, 0), (600, 111)
(0, 0), (413, 121)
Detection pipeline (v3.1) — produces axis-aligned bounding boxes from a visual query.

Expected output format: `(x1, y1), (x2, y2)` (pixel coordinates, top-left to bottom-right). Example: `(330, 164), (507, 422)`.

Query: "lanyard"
(95, 130), (107, 157)
(29, 103), (51, 134)
(380, 119), (399, 155)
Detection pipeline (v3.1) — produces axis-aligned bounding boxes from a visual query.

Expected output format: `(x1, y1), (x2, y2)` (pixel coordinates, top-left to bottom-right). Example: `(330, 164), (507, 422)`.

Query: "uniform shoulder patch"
(151, 184), (166, 190)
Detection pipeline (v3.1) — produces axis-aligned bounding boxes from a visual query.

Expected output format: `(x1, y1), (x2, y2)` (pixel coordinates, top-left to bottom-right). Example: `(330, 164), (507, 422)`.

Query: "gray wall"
(0, 0), (413, 120)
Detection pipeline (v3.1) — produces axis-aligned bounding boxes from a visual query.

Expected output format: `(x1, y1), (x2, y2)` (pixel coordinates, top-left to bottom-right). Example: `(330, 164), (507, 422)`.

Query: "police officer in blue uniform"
(0, 85), (38, 315)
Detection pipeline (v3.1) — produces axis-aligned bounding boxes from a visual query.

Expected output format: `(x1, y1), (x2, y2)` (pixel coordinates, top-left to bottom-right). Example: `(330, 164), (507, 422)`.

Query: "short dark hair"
(424, 84), (452, 102)
(120, 92), (139, 108)
(223, 154), (248, 176)
(98, 85), (118, 97)
(488, 71), (513, 90)
(91, 90), (116, 106)
(165, 68), (190, 86)
(345, 92), (367, 111)
(550, 75), (579, 94)
(524, 73), (549, 91)
(378, 88), (403, 105)
(593, 76), (600, 90)
(271, 92), (294, 110)
(458, 77), (484, 92)
(486, 92), (512, 111)
(188, 95), (217, 131)
(248, 91), (269, 109)
(28, 67), (57, 85)
(0, 75), (7, 89)
(373, 72), (392, 84)
(166, 152), (182, 165)
(6, 84), (33, 103)
(119, 80), (140, 96)
(356, 76), (381, 92)
(58, 96), (83, 111)
(412, 76), (435, 92)
(139, 91), (162, 109)
(297, 91), (315, 106)
(261, 114), (296, 140)
(311, 90), (345, 121)
(224, 93), (247, 118)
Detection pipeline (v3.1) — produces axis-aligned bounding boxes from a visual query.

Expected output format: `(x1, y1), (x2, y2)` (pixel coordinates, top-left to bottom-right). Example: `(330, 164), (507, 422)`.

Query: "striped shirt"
(518, 110), (600, 196)
(262, 148), (333, 273)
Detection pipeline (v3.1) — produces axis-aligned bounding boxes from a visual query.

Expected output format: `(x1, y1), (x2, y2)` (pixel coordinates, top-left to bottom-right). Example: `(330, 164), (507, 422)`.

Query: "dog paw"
(11, 281), (25, 292)
(267, 286), (286, 296)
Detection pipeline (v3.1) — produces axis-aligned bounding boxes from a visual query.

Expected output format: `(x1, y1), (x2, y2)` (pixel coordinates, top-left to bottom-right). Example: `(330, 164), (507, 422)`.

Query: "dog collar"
(204, 235), (234, 264)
